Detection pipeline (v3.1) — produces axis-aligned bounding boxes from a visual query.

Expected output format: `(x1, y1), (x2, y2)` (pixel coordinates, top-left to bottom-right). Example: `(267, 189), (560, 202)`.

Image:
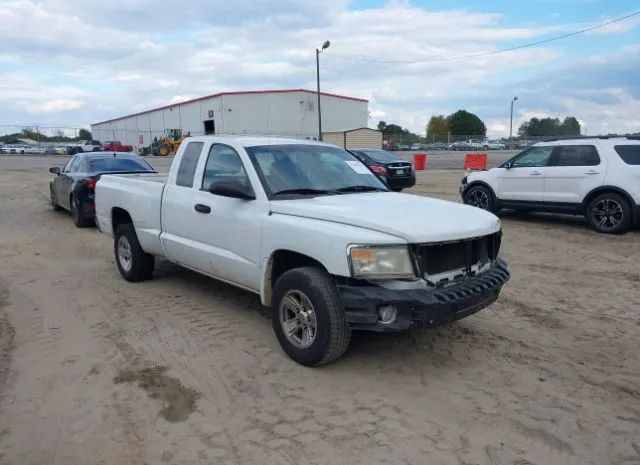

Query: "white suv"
(460, 137), (640, 234)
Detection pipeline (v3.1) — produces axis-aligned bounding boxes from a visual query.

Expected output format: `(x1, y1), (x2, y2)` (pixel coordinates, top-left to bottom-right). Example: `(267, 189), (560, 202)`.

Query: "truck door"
(161, 142), (266, 291)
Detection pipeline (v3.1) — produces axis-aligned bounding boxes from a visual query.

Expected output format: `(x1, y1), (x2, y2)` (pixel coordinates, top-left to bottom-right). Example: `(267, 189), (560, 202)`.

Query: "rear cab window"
(175, 142), (204, 187)
(614, 145), (640, 165)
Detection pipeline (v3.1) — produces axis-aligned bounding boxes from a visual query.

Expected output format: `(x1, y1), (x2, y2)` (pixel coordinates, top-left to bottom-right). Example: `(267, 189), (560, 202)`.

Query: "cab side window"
(175, 142), (204, 188)
(511, 146), (554, 168)
(202, 145), (251, 191)
(552, 145), (600, 166)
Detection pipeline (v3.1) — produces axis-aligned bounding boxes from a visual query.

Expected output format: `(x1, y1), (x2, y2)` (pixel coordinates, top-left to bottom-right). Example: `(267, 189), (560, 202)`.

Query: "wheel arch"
(582, 186), (636, 219)
(111, 207), (133, 234)
(261, 249), (328, 307)
(466, 180), (498, 202)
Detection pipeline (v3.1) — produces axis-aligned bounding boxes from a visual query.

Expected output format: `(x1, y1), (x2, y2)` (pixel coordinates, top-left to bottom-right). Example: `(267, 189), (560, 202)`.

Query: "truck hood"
(270, 192), (501, 243)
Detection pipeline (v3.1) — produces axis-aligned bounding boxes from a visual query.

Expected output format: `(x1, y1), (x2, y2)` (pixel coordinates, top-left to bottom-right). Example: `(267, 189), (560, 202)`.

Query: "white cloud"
(0, 0), (637, 136)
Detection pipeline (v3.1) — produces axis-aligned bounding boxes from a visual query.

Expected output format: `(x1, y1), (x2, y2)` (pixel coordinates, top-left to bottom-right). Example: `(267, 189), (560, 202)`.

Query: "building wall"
(345, 128), (382, 149)
(91, 91), (369, 151)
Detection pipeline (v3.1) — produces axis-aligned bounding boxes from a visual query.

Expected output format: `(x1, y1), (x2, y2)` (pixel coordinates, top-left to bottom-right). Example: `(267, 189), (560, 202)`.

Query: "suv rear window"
(552, 145), (600, 166)
(614, 145), (640, 165)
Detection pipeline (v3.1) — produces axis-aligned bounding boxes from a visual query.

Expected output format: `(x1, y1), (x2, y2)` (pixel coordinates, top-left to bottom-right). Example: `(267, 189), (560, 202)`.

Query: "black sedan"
(348, 148), (415, 191)
(49, 152), (155, 227)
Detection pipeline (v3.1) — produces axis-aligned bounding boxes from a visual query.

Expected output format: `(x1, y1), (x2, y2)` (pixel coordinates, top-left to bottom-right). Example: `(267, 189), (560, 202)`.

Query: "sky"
(0, 0), (639, 137)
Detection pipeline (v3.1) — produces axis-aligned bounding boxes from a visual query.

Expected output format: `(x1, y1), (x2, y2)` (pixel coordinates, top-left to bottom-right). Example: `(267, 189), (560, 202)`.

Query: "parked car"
(426, 142), (448, 151)
(102, 141), (134, 152)
(53, 146), (68, 155)
(66, 140), (102, 155)
(460, 137), (640, 234)
(410, 143), (426, 150)
(49, 151), (156, 227)
(448, 141), (468, 151)
(397, 144), (411, 151)
(348, 148), (415, 191)
(516, 139), (535, 149)
(1, 144), (26, 154)
(95, 136), (509, 366)
(483, 140), (506, 150)
(28, 145), (48, 154)
(467, 139), (485, 150)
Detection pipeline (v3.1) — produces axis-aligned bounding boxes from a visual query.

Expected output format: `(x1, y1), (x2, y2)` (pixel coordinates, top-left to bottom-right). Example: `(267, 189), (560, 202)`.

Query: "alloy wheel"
(592, 199), (623, 231)
(467, 189), (489, 209)
(117, 235), (133, 272)
(279, 290), (317, 349)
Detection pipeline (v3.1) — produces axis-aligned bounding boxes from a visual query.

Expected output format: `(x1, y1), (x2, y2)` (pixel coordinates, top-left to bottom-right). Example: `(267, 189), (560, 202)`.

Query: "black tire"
(464, 184), (496, 213)
(70, 195), (91, 228)
(114, 224), (155, 282)
(50, 188), (62, 211)
(92, 147), (100, 152)
(272, 267), (351, 366)
(586, 193), (632, 234)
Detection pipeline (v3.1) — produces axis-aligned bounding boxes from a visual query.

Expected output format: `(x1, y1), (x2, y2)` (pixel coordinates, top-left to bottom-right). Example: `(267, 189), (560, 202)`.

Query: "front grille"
(413, 232), (501, 284)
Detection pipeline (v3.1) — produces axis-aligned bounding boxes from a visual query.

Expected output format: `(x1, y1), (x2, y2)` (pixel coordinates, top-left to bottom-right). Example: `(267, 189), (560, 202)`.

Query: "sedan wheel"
(117, 235), (133, 273)
(70, 196), (90, 228)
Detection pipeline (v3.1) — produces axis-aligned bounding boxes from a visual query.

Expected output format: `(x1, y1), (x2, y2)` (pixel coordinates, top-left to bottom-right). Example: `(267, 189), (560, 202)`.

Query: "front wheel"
(114, 224), (155, 282)
(587, 193), (631, 234)
(464, 184), (495, 213)
(272, 267), (351, 366)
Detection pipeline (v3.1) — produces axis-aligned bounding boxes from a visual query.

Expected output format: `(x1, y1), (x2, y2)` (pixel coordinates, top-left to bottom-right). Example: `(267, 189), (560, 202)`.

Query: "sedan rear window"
(357, 149), (398, 163)
(614, 145), (640, 165)
(89, 157), (153, 172)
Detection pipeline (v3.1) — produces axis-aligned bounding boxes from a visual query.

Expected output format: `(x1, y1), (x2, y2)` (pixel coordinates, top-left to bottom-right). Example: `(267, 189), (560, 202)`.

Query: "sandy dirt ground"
(0, 166), (638, 465)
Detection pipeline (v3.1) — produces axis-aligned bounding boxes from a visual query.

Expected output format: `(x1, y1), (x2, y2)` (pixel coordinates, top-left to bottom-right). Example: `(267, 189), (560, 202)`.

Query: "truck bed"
(95, 173), (167, 256)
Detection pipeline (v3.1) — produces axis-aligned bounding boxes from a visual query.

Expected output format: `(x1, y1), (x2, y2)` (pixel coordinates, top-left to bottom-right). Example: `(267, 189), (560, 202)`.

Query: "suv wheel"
(464, 185), (495, 213)
(272, 267), (351, 366)
(114, 224), (155, 281)
(587, 193), (631, 234)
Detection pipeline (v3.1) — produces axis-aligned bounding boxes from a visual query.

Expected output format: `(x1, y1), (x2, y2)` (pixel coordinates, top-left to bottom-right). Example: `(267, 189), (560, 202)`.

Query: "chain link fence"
(382, 133), (582, 151)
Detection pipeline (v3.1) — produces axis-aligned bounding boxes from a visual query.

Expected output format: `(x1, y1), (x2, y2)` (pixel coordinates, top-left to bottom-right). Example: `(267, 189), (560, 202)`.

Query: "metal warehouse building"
(91, 89), (370, 151)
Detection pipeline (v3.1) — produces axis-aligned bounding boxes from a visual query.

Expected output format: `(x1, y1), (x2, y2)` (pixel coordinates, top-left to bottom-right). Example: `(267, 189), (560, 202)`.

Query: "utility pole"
(316, 40), (330, 141)
(509, 96), (519, 139)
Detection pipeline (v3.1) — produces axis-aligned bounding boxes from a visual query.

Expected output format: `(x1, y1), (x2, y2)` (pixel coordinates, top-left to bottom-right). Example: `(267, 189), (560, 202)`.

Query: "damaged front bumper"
(338, 259), (510, 332)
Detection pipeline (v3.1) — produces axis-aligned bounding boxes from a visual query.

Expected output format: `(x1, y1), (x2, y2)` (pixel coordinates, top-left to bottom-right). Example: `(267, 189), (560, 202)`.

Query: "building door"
(203, 120), (215, 135)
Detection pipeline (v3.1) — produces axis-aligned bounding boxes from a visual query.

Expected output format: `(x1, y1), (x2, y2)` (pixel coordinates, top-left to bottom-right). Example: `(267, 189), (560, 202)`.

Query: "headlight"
(349, 245), (416, 279)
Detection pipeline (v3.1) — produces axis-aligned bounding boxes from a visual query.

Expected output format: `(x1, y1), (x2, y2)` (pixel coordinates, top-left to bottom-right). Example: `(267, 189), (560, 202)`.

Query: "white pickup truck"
(96, 136), (509, 366)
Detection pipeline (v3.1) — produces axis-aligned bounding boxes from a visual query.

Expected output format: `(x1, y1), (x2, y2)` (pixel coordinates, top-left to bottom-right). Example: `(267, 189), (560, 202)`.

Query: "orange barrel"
(464, 153), (488, 170)
(413, 153), (427, 170)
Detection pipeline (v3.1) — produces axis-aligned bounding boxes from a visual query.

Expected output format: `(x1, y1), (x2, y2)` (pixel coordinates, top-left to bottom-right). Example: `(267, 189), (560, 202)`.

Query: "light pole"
(509, 96), (519, 139)
(316, 40), (330, 141)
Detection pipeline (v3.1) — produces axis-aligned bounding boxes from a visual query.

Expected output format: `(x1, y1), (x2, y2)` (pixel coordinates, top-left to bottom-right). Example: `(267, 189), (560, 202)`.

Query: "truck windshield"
(88, 157), (154, 173)
(246, 144), (388, 197)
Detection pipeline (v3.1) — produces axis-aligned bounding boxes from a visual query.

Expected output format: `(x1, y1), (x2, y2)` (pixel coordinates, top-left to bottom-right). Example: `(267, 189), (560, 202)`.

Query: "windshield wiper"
(272, 188), (338, 196)
(335, 185), (387, 193)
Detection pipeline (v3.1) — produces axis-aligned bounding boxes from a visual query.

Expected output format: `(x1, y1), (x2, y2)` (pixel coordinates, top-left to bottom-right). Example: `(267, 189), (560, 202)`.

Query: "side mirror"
(49, 167), (61, 175)
(504, 162), (512, 169)
(209, 179), (255, 200)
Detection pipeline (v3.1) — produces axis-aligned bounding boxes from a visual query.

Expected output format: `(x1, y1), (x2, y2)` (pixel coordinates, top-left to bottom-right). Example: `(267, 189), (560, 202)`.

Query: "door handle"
(529, 171), (542, 176)
(194, 203), (211, 214)
(585, 170), (600, 175)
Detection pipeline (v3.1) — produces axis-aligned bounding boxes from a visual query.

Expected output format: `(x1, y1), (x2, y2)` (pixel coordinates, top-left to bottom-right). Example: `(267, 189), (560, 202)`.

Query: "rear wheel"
(272, 267), (351, 366)
(464, 184), (495, 213)
(587, 193), (631, 234)
(70, 195), (91, 227)
(114, 224), (155, 282)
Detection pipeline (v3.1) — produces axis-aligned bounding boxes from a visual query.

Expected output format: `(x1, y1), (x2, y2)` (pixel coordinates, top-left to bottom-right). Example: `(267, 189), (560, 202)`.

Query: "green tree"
(426, 115), (448, 140)
(518, 116), (581, 137)
(446, 110), (486, 137)
(78, 128), (92, 140)
(561, 117), (581, 136)
(377, 121), (387, 132)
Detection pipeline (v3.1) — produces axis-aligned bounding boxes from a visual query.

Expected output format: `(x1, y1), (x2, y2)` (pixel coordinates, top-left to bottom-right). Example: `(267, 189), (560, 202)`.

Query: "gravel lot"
(0, 156), (638, 465)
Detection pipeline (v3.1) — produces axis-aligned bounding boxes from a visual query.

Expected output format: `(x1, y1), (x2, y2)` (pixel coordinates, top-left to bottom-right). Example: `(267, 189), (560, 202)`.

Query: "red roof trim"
(92, 89), (368, 126)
